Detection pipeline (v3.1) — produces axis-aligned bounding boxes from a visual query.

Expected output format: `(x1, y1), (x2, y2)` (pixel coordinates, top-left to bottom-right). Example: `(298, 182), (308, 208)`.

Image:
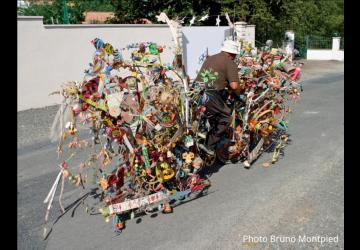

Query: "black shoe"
(198, 144), (215, 156)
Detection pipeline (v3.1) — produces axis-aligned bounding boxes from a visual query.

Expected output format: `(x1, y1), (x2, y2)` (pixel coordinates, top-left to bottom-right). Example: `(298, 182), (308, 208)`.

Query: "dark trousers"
(204, 91), (232, 150)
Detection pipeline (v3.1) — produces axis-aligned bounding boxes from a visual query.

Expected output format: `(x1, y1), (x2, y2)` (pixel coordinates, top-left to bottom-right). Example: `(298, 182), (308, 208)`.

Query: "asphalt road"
(18, 60), (344, 250)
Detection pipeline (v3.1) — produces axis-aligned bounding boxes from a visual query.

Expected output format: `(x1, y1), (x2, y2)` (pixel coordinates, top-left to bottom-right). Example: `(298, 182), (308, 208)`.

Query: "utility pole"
(62, 0), (69, 24)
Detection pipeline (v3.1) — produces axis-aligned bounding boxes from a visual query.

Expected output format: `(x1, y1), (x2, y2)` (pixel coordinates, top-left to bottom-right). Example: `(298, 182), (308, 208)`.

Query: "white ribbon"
(182, 78), (190, 128)
(43, 169), (63, 222)
(122, 134), (134, 154)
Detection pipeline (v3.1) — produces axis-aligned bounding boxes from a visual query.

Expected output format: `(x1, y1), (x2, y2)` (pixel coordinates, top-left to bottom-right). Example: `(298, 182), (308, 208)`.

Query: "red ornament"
(82, 103), (89, 110)
(61, 161), (68, 169)
(82, 92), (91, 99)
(107, 167), (124, 190)
(274, 105), (281, 115)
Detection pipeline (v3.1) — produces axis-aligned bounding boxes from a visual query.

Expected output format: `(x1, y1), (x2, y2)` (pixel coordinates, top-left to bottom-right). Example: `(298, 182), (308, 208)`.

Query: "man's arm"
(227, 61), (244, 95)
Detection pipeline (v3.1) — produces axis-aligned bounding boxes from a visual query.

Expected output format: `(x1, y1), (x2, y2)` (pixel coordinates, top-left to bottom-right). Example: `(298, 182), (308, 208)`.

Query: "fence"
(306, 36), (343, 61)
(255, 34), (343, 60)
(307, 36), (333, 49)
(294, 35), (308, 59)
(340, 38), (344, 50)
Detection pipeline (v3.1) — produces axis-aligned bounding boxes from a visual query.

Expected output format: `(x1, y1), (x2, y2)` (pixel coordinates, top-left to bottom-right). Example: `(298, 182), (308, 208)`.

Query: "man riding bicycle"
(195, 40), (244, 156)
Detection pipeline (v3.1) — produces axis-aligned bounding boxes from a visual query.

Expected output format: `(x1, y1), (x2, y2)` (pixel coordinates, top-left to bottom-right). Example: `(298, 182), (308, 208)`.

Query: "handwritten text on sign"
(109, 191), (169, 214)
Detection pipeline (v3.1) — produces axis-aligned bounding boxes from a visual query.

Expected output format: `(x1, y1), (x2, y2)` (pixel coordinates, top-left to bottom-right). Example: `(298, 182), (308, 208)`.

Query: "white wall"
(234, 22), (255, 46)
(307, 49), (344, 61)
(307, 50), (334, 60)
(18, 16), (175, 111)
(182, 26), (230, 79)
(18, 17), (256, 110)
(332, 50), (344, 61)
(245, 25), (256, 47)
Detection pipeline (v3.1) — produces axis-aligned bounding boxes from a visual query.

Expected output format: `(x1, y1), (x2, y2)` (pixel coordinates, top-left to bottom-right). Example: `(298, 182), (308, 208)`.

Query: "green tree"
(156, 0), (222, 26)
(19, 0), (343, 43)
(18, 1), (60, 24)
(109, 0), (222, 25)
(219, 0), (343, 44)
(108, 0), (152, 23)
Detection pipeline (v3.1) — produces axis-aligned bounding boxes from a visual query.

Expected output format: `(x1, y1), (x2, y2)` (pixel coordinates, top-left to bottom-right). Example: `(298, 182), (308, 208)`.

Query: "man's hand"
(229, 81), (243, 95)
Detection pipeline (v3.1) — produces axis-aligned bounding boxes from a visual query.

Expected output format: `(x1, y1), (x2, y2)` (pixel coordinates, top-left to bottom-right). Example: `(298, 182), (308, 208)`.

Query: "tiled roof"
(83, 12), (115, 24)
(134, 18), (153, 24)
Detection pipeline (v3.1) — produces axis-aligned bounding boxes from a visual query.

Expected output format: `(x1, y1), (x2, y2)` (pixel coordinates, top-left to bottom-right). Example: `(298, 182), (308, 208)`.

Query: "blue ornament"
(113, 49), (123, 62)
(92, 38), (104, 50)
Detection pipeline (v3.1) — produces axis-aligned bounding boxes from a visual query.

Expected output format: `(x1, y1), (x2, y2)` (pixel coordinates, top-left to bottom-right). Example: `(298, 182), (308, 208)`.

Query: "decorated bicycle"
(44, 18), (302, 237)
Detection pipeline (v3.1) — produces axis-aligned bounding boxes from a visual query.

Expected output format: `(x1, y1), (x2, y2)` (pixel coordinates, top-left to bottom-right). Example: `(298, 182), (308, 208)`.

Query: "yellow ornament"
(100, 177), (109, 190)
(63, 169), (70, 177)
(182, 152), (195, 164)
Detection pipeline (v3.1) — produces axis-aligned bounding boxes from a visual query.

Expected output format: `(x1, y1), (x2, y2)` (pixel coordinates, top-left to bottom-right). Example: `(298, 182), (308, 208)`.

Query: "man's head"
(221, 40), (239, 60)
